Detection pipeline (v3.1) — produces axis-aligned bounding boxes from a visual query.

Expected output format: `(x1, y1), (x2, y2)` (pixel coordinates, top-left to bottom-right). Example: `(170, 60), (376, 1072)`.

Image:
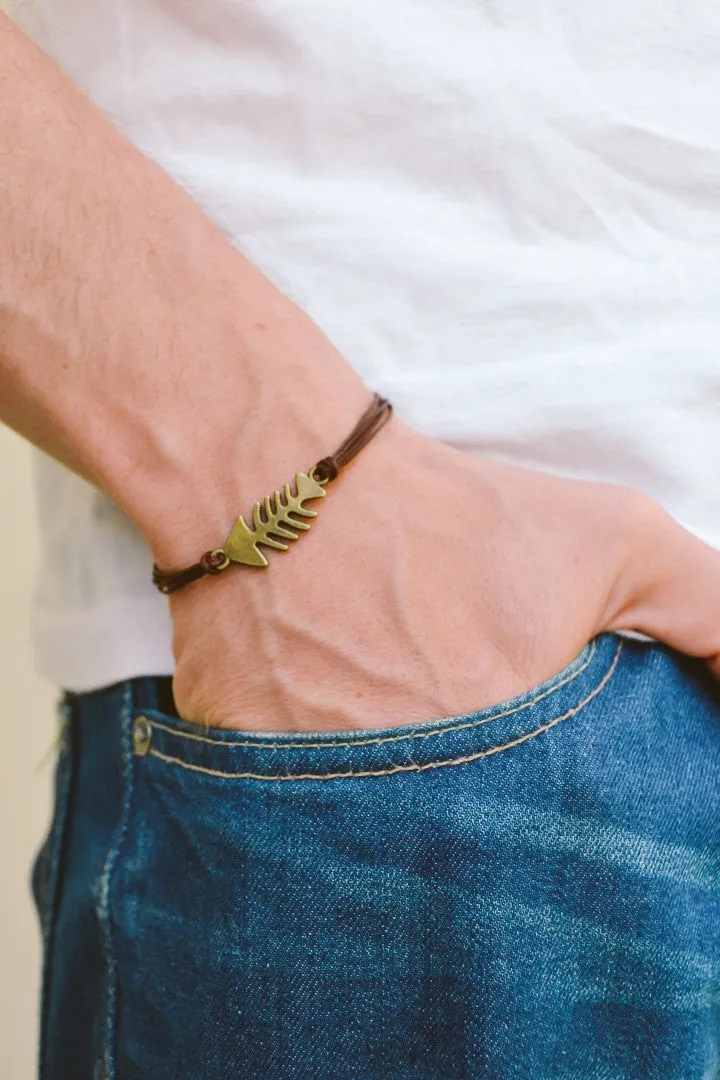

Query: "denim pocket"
(106, 632), (719, 1080)
(129, 633), (623, 783)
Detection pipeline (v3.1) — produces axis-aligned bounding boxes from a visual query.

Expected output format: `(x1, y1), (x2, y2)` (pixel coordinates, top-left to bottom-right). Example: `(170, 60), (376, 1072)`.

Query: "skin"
(1, 16), (718, 733)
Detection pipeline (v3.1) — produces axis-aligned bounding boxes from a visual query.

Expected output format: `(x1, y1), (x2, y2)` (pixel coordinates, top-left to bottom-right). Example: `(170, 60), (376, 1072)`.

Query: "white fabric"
(18, 0), (720, 691)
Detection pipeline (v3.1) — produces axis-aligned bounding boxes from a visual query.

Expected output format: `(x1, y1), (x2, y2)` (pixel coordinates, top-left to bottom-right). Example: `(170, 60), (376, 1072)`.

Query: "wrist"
(132, 354), (373, 570)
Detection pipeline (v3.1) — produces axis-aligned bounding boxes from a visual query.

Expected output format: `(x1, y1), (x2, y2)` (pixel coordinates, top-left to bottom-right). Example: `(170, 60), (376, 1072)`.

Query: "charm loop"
(310, 457), (339, 485)
(201, 549), (231, 574)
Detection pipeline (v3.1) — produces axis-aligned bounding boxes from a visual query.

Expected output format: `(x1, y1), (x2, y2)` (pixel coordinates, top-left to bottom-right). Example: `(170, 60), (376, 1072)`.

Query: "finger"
(607, 499), (720, 672)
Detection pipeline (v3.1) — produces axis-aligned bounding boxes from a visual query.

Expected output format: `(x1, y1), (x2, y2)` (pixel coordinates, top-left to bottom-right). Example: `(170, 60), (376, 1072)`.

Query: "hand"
(167, 420), (720, 732)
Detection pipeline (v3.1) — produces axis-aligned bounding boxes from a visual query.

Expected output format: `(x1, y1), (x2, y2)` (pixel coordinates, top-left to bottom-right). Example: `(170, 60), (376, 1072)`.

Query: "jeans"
(33, 634), (719, 1079)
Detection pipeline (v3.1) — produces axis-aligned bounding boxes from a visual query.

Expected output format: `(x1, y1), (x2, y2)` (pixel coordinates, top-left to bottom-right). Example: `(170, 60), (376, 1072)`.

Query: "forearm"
(0, 15), (367, 564)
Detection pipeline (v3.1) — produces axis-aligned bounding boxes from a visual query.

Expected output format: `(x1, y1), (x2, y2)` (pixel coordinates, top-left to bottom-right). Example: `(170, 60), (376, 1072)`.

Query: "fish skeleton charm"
(223, 472), (327, 567)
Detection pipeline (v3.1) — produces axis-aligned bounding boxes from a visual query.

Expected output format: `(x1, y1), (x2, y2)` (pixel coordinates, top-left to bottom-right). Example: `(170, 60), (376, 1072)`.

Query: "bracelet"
(152, 393), (393, 594)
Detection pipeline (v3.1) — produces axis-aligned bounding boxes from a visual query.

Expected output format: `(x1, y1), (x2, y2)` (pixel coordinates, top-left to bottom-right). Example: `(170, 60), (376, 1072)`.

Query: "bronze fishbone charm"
(223, 471), (327, 567)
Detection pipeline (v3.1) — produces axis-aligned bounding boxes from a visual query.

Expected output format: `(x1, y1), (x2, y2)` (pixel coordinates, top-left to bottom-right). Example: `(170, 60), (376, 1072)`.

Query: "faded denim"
(33, 634), (720, 1079)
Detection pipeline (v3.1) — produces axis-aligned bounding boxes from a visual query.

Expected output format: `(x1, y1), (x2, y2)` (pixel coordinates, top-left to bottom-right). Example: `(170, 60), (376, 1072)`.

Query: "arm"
(0, 13), (368, 568)
(1, 15), (718, 731)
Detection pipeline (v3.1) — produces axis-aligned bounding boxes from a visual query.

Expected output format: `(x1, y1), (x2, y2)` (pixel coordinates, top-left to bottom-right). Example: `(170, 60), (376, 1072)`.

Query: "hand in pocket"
(167, 421), (720, 732)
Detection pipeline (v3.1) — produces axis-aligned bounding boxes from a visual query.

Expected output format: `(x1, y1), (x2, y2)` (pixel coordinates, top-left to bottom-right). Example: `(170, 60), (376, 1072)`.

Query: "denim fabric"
(34, 634), (719, 1080)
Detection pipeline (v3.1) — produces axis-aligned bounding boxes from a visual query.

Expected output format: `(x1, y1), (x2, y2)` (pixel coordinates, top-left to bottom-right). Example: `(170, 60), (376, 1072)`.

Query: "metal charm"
(223, 472), (327, 567)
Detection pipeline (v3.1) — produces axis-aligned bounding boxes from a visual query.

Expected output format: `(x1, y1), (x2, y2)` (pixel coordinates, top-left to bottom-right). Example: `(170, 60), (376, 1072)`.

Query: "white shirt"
(18, 0), (720, 691)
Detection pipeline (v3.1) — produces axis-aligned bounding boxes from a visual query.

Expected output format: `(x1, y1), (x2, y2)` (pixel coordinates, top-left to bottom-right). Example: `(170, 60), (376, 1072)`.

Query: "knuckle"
(613, 486), (668, 536)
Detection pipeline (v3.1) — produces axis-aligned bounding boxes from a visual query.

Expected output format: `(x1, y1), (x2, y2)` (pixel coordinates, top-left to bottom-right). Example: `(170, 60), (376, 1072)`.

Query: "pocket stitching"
(146, 640), (622, 781)
(147, 640), (600, 752)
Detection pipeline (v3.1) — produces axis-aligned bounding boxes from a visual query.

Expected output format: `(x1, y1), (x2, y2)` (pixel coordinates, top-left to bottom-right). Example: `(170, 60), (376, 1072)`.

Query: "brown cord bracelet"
(152, 393), (393, 595)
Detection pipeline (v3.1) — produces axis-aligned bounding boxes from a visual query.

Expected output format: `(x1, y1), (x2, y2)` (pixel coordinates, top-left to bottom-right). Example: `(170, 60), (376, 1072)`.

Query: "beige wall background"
(0, 427), (56, 1080)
